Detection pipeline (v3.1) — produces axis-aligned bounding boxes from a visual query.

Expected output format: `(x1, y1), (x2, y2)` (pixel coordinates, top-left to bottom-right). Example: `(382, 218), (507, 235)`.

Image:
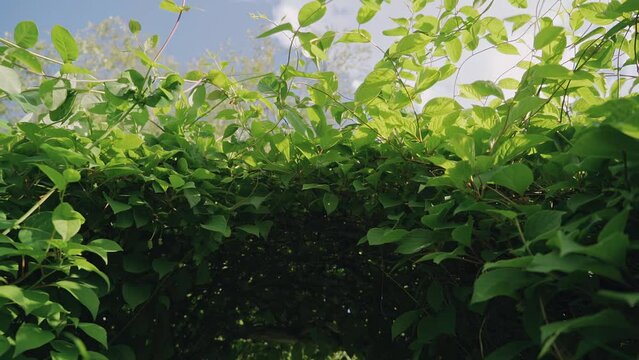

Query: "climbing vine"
(0, 0), (638, 358)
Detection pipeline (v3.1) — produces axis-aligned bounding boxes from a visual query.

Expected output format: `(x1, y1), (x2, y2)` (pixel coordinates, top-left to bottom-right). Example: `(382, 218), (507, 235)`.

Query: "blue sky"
(1, 0), (554, 95)
(1, 0), (277, 63)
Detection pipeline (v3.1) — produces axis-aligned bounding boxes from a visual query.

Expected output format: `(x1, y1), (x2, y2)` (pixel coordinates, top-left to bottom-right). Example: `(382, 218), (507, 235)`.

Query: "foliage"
(0, 0), (638, 359)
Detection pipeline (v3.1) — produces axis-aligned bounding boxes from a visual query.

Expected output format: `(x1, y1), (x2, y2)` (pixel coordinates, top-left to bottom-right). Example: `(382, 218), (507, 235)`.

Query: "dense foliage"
(1, 0), (638, 358)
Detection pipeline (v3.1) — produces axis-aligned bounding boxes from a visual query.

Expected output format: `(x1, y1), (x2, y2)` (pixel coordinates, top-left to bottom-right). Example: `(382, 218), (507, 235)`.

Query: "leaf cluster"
(0, 0), (639, 359)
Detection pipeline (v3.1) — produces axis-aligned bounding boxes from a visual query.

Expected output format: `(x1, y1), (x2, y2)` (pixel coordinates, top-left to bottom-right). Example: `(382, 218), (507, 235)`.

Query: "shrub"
(0, 0), (638, 358)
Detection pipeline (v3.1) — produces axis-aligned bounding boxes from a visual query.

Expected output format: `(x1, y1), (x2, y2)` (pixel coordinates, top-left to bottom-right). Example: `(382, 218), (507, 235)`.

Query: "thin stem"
(0, 37), (64, 66)
(539, 296), (566, 360)
(153, 0), (187, 63)
(2, 188), (56, 236)
(368, 259), (420, 306)
(513, 217), (532, 255)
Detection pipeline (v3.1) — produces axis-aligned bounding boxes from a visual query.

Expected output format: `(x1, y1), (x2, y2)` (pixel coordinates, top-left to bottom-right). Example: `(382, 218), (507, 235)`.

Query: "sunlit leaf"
(298, 1), (326, 27)
(14, 323), (55, 357)
(0, 65), (22, 95)
(52, 202), (85, 240)
(534, 26), (563, 49)
(51, 25), (78, 62)
(14, 21), (39, 48)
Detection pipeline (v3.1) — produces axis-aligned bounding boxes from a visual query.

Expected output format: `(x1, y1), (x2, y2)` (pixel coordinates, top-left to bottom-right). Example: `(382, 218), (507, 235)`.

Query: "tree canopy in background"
(0, 0), (638, 359)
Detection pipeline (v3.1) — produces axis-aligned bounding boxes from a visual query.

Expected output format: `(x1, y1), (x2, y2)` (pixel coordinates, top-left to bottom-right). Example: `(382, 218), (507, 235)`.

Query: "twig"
(539, 296), (566, 360)
(2, 188), (56, 236)
(0, 37), (64, 65)
(153, 0), (188, 63)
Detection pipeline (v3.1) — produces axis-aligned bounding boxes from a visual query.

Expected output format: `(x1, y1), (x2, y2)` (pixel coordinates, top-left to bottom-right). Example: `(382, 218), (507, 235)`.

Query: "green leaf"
(554, 210), (630, 265)
(207, 70), (231, 90)
(445, 38), (462, 62)
(412, 0), (429, 12)
(367, 228), (409, 245)
(7, 48), (43, 74)
(0, 65), (22, 95)
(184, 188), (201, 208)
(39, 78), (68, 111)
(506, 96), (547, 123)
(566, 193), (602, 211)
(133, 49), (156, 68)
(530, 64), (580, 80)
(72, 258), (111, 289)
(527, 253), (622, 281)
(416, 306), (456, 341)
(63, 168), (81, 183)
(395, 229), (434, 254)
(298, 1), (326, 27)
(40, 144), (87, 166)
(415, 67), (440, 92)
(56, 280), (99, 319)
(524, 210), (563, 241)
(484, 17), (508, 42)
(323, 192), (339, 215)
(357, 2), (380, 24)
(128, 19), (141, 34)
(337, 29), (371, 43)
(496, 43), (519, 55)
(87, 352), (109, 360)
(202, 215), (231, 237)
(599, 209), (629, 241)
(257, 23), (293, 39)
(497, 78), (519, 90)
(49, 90), (76, 122)
(459, 80), (504, 100)
(471, 268), (537, 303)
(533, 26), (563, 49)
(539, 310), (629, 357)
(152, 258), (177, 279)
(355, 68), (395, 103)
(0, 285), (48, 314)
(52, 202), (85, 241)
(51, 25), (79, 63)
(444, 0), (458, 10)
(169, 174), (185, 188)
(618, 0), (639, 12)
(14, 21), (39, 48)
(123, 253), (151, 274)
(378, 194), (402, 208)
(84, 239), (123, 264)
(238, 224), (261, 237)
(302, 183), (330, 191)
(78, 323), (108, 348)
(507, 0), (527, 8)
(113, 133), (144, 151)
(284, 108), (309, 134)
(36, 164), (67, 191)
(59, 64), (90, 75)
(570, 126), (639, 159)
(122, 282), (153, 309)
(485, 341), (532, 360)
(394, 33), (431, 55)
(14, 323), (55, 358)
(392, 310), (419, 339)
(159, 0), (190, 13)
(451, 221), (472, 246)
(0, 337), (9, 357)
(597, 290), (639, 307)
(505, 14), (532, 32)
(587, 96), (639, 139)
(491, 163), (534, 195)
